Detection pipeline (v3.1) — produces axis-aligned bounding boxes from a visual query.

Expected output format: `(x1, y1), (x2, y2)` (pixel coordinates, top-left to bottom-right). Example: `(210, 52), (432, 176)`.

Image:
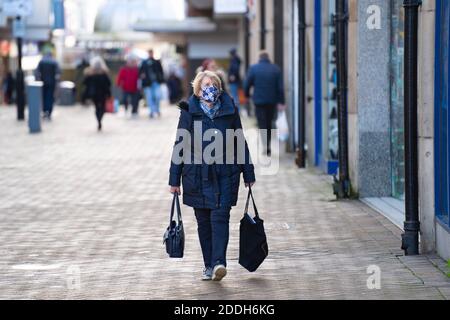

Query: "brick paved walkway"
(0, 103), (449, 300)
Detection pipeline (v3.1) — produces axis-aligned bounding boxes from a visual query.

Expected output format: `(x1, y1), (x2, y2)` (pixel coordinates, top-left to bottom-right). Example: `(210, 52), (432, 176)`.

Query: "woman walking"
(169, 71), (255, 281)
(84, 57), (111, 131)
(116, 56), (140, 116)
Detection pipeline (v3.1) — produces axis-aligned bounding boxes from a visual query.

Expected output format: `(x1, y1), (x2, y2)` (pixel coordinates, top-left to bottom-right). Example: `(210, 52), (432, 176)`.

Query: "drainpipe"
(274, 0), (284, 68)
(260, 0), (266, 50)
(244, 7), (252, 117)
(332, 0), (351, 198)
(401, 0), (421, 255)
(15, 16), (25, 121)
(295, 0), (306, 168)
(244, 9), (250, 73)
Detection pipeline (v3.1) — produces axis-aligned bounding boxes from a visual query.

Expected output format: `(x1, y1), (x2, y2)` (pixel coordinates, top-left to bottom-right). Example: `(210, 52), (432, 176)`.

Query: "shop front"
(434, 0), (450, 259)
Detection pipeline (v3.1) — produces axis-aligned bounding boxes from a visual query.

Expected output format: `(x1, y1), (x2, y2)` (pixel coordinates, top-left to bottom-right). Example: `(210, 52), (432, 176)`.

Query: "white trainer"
(212, 264), (227, 281)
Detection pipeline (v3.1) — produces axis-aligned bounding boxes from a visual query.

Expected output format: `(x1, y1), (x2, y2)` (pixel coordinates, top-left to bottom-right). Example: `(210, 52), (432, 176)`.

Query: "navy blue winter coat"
(244, 58), (285, 105)
(169, 92), (256, 209)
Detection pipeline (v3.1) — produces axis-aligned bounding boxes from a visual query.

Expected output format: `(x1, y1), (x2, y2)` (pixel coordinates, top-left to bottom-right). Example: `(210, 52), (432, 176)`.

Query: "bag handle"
(244, 186), (259, 218)
(170, 192), (183, 224)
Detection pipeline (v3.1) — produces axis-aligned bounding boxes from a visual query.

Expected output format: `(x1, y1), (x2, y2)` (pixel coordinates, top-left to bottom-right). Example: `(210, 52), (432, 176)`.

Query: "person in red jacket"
(117, 56), (140, 116)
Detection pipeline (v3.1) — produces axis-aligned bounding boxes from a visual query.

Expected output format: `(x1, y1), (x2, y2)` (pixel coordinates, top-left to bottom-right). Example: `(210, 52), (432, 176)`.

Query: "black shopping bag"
(239, 186), (268, 272)
(163, 193), (185, 258)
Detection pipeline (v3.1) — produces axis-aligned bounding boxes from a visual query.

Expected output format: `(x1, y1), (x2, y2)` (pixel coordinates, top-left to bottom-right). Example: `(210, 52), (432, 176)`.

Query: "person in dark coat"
(83, 57), (111, 131)
(228, 48), (241, 109)
(2, 71), (15, 105)
(139, 49), (164, 118)
(167, 72), (183, 104)
(169, 70), (255, 281)
(244, 51), (285, 156)
(75, 57), (90, 104)
(35, 48), (60, 120)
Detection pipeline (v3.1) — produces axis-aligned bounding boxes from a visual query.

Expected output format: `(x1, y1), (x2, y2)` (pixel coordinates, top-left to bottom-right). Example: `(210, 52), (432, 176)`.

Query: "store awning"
(133, 17), (217, 33)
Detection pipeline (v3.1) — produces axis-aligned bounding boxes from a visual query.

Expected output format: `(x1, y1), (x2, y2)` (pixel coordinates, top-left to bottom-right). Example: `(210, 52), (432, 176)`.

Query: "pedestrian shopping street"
(0, 103), (449, 300)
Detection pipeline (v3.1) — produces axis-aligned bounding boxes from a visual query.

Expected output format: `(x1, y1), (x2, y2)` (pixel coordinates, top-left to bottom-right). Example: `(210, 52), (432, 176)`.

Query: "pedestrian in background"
(83, 57), (111, 131)
(35, 47), (60, 120)
(2, 71), (15, 105)
(169, 71), (255, 281)
(228, 48), (241, 110)
(244, 51), (285, 156)
(167, 72), (183, 104)
(198, 58), (227, 92)
(117, 55), (140, 116)
(75, 56), (90, 105)
(139, 49), (164, 118)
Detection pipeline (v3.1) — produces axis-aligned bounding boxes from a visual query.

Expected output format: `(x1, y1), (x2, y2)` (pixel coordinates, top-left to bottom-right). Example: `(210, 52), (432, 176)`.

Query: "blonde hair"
(191, 71), (222, 97)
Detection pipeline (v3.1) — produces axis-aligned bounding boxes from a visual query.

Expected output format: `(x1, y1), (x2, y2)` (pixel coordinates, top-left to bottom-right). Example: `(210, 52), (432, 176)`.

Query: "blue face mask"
(201, 85), (220, 103)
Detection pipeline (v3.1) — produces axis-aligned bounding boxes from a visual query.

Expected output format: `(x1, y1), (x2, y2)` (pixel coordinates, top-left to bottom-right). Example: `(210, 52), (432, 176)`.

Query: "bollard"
(27, 81), (43, 134)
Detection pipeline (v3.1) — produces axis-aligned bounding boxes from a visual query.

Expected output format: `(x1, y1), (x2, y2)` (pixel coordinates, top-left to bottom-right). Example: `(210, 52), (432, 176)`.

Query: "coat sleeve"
(157, 61), (164, 81)
(105, 75), (112, 97)
(233, 108), (256, 183)
(34, 62), (42, 81)
(138, 61), (146, 78)
(168, 109), (190, 186)
(244, 67), (254, 98)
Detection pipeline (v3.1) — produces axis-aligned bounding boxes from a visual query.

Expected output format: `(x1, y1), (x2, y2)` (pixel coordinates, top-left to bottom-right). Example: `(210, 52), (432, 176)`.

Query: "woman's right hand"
(170, 186), (181, 194)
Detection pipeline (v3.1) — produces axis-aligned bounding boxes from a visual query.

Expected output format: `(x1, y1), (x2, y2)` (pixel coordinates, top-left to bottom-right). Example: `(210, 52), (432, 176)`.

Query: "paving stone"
(0, 104), (449, 300)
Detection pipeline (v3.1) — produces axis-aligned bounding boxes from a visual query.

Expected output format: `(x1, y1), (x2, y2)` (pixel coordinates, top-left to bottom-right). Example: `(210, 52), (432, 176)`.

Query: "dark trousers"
(42, 84), (55, 115)
(94, 99), (106, 125)
(194, 207), (231, 268)
(122, 91), (140, 114)
(255, 104), (277, 152)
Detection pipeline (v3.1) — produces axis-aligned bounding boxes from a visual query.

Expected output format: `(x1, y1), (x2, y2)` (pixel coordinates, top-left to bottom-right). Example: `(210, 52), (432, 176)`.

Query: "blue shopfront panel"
(435, 0), (450, 227)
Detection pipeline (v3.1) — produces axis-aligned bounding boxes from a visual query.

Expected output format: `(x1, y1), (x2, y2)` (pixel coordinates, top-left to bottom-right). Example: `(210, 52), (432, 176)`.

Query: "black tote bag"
(163, 193), (185, 258)
(239, 187), (269, 272)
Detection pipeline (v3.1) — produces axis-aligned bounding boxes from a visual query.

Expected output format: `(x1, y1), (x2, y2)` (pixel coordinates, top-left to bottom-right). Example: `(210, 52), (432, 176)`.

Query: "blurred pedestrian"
(244, 51), (285, 156)
(83, 57), (111, 131)
(198, 58), (227, 92)
(75, 57), (90, 105)
(139, 49), (164, 118)
(117, 55), (140, 116)
(35, 47), (60, 120)
(169, 71), (255, 281)
(2, 71), (15, 105)
(228, 48), (241, 109)
(167, 72), (183, 104)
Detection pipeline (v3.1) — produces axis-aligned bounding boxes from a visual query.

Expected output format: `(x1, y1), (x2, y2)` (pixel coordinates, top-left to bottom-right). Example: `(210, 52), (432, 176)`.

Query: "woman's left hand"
(245, 182), (255, 188)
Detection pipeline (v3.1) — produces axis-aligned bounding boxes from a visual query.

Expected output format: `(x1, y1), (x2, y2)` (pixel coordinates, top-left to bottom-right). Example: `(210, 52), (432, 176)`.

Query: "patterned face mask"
(201, 85), (220, 103)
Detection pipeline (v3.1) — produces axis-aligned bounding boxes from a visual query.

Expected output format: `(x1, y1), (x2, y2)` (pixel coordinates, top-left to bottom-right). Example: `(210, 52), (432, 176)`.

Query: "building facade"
(244, 0), (449, 260)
